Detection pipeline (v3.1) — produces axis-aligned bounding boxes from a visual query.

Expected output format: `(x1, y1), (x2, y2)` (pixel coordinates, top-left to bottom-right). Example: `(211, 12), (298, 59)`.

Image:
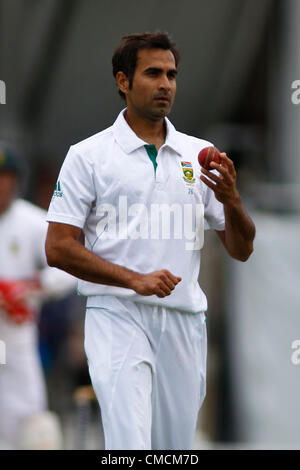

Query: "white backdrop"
(226, 211), (300, 448)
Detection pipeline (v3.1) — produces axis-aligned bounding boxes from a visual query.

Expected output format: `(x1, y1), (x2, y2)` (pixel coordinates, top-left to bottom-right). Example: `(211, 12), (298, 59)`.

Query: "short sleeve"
(203, 172), (225, 231)
(47, 146), (95, 228)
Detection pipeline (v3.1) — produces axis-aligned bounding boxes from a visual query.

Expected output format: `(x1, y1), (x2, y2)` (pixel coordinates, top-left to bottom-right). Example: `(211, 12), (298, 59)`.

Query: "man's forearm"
(223, 196), (255, 261)
(46, 222), (182, 298)
(47, 237), (139, 289)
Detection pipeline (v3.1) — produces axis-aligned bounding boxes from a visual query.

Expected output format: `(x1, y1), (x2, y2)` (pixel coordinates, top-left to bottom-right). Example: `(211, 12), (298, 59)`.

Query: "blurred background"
(1, 0), (300, 449)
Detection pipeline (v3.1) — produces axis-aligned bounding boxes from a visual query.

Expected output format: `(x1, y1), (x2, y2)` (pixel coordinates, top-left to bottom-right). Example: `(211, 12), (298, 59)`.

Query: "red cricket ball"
(198, 146), (221, 170)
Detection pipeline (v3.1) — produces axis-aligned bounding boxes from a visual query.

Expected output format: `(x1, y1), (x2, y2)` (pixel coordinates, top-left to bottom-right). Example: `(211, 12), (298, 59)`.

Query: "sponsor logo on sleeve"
(52, 180), (63, 198)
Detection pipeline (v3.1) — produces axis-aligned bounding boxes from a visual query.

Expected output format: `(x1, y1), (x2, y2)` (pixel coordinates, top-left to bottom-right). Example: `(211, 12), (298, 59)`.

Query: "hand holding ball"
(198, 147), (221, 170)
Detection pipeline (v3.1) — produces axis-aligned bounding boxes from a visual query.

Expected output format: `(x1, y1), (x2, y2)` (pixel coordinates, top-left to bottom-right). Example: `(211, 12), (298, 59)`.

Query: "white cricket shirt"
(0, 199), (76, 342)
(47, 109), (225, 313)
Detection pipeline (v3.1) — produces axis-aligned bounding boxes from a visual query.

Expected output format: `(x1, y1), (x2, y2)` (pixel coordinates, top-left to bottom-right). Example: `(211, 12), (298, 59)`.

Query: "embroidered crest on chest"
(181, 162), (196, 187)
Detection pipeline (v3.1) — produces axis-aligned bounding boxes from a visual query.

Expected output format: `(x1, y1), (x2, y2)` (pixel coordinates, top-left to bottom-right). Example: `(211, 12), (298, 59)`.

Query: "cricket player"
(0, 142), (77, 449)
(45, 32), (255, 450)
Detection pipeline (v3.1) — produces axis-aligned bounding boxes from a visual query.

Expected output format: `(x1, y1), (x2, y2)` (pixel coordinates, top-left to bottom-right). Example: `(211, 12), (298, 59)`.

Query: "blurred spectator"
(0, 141), (77, 449)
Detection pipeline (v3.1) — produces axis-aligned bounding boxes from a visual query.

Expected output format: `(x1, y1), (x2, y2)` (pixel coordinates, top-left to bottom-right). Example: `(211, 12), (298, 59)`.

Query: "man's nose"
(158, 74), (171, 90)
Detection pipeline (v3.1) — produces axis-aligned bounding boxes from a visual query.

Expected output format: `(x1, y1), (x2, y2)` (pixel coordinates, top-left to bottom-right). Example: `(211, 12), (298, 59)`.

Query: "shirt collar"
(112, 108), (182, 156)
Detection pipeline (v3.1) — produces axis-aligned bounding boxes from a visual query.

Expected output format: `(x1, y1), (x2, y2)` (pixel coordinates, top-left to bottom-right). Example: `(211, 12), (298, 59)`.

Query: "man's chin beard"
(130, 102), (171, 121)
(149, 105), (171, 119)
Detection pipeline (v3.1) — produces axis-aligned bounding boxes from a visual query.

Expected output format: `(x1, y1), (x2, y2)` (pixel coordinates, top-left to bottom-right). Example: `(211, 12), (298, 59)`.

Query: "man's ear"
(116, 71), (129, 96)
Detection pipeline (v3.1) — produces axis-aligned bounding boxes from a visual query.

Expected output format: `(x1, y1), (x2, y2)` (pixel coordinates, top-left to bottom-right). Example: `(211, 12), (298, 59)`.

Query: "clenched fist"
(130, 269), (182, 298)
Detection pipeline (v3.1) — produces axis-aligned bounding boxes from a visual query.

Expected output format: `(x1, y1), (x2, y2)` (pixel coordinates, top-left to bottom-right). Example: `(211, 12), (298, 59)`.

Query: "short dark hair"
(112, 32), (180, 100)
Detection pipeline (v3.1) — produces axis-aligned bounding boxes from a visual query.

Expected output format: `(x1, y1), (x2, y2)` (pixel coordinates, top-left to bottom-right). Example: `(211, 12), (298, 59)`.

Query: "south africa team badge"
(181, 161), (196, 184)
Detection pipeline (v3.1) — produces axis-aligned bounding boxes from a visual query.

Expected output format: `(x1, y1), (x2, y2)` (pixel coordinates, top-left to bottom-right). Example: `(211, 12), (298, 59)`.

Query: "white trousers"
(84, 296), (207, 450)
(0, 320), (47, 448)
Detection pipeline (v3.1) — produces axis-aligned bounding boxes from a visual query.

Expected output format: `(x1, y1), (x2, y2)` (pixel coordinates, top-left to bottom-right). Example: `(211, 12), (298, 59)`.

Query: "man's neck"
(124, 109), (166, 151)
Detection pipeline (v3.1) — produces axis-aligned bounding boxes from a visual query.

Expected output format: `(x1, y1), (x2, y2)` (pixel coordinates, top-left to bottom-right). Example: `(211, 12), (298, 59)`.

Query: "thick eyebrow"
(144, 67), (178, 76)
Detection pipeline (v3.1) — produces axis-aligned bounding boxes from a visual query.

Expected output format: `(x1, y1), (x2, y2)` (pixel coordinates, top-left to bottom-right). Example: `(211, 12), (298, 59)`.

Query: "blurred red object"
(0, 279), (42, 324)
